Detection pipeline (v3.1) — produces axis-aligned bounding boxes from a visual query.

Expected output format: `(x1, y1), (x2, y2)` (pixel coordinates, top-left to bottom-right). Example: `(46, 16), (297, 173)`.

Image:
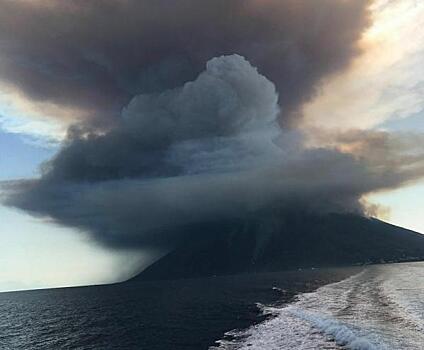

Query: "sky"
(0, 0), (424, 292)
(0, 131), (147, 292)
(301, 0), (424, 232)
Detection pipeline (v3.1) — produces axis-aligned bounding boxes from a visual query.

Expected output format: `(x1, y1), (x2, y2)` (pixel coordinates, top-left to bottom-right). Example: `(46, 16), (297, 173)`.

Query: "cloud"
(5, 55), (424, 253)
(39, 55), (280, 182)
(0, 0), (371, 129)
(3, 55), (284, 248)
(302, 0), (424, 130)
(306, 128), (424, 188)
(0, 154), (368, 249)
(5, 1), (424, 262)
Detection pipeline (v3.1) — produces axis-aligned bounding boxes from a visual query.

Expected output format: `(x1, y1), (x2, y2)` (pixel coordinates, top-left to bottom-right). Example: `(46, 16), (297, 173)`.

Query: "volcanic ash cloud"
(4, 55), (401, 253)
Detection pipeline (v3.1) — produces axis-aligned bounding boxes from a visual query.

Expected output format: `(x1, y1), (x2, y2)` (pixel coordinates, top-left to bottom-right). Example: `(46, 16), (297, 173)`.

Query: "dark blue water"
(0, 268), (357, 349)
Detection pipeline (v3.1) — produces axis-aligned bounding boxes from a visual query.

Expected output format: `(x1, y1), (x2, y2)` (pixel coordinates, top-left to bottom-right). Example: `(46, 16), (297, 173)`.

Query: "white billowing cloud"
(37, 55), (282, 182)
(123, 55), (279, 140)
(301, 0), (424, 131)
(121, 54), (282, 175)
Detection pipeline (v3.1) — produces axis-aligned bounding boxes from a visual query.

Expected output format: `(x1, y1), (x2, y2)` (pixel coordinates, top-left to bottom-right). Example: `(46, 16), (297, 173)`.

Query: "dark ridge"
(132, 213), (424, 281)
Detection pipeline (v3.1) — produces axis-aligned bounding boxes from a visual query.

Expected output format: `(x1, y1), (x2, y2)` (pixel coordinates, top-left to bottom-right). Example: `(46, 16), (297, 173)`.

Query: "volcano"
(132, 213), (424, 281)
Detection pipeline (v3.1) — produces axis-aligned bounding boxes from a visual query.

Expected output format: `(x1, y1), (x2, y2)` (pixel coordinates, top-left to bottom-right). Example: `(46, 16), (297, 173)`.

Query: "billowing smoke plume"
(0, 0), (370, 125)
(5, 54), (424, 251)
(3, 0), (424, 260)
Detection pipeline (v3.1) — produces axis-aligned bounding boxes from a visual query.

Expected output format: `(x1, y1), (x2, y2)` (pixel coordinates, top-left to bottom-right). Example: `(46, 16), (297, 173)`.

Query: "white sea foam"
(211, 262), (424, 350)
(289, 308), (381, 350)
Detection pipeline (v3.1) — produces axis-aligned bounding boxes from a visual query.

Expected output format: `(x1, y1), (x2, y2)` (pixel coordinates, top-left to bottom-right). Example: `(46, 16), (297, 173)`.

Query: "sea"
(0, 262), (423, 349)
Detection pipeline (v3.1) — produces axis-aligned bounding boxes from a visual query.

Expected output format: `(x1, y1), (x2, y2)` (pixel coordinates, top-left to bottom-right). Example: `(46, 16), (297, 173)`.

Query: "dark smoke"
(5, 0), (424, 261)
(5, 54), (424, 252)
(0, 0), (370, 125)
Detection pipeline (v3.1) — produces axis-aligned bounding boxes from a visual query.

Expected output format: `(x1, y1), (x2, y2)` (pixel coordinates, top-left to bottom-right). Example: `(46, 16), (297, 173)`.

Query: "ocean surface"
(0, 262), (423, 349)
(214, 262), (424, 350)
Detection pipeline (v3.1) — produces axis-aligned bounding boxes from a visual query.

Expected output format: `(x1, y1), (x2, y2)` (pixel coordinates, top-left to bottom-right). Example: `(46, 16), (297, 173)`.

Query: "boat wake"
(211, 262), (424, 350)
